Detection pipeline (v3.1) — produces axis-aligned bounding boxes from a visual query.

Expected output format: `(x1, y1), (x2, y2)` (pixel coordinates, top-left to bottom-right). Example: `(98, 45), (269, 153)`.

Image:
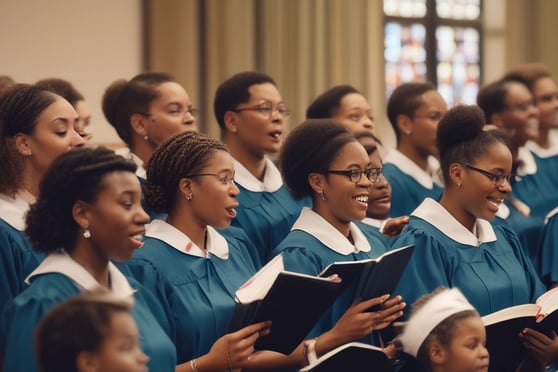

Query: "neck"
(167, 210), (208, 252)
(397, 142), (430, 171)
(21, 164), (42, 198)
(131, 138), (155, 166)
(312, 202), (351, 239)
(439, 192), (476, 233)
(225, 135), (267, 181)
(70, 240), (111, 288)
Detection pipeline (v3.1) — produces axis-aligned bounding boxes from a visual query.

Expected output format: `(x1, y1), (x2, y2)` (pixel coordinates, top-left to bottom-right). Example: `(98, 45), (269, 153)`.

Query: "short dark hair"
(0, 84), (58, 195)
(280, 119), (355, 200)
(476, 79), (514, 121)
(306, 85), (360, 119)
(354, 131), (382, 155)
(386, 82), (436, 143)
(102, 72), (177, 147)
(35, 290), (132, 372)
(213, 71), (276, 130)
(437, 105), (507, 184)
(145, 131), (229, 213)
(25, 147), (136, 253)
(503, 63), (552, 91)
(35, 78), (84, 107)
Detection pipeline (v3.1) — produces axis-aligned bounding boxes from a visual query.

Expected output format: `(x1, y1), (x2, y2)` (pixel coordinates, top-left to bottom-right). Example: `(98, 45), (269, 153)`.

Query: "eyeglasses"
(412, 112), (445, 122)
(184, 171), (235, 185)
(325, 168), (382, 183)
(505, 100), (536, 112)
(231, 102), (290, 119)
(459, 163), (514, 186)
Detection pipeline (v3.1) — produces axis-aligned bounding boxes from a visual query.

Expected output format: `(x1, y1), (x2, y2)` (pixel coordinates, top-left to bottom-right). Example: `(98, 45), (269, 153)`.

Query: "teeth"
(132, 234), (143, 241)
(488, 198), (502, 207)
(271, 133), (279, 138)
(355, 195), (368, 203)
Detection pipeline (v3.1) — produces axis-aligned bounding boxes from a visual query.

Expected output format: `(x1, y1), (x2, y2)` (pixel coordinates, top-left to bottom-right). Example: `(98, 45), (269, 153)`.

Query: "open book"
(319, 244), (414, 304)
(228, 254), (343, 355)
(299, 342), (390, 372)
(482, 287), (558, 371)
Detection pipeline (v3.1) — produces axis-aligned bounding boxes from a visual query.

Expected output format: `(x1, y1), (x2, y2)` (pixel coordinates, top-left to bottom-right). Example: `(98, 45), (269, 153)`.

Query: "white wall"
(0, 0), (143, 146)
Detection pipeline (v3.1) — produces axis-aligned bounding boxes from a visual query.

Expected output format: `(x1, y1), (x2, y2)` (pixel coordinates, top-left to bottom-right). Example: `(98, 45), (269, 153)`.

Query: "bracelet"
(303, 338), (318, 365)
(190, 358), (198, 372)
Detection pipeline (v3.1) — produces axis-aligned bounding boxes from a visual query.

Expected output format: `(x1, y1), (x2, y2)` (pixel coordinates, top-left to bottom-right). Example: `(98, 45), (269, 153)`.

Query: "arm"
(519, 328), (558, 369)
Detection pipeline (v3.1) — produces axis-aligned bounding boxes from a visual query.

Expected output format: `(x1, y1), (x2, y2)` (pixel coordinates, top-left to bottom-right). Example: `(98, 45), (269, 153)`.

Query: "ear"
(130, 113), (149, 138)
(179, 177), (193, 194)
(490, 112), (504, 128)
(396, 114), (413, 136)
(13, 133), (33, 156)
(72, 200), (91, 230)
(308, 172), (325, 195)
(429, 341), (447, 366)
(224, 111), (239, 134)
(448, 162), (464, 187)
(76, 351), (98, 372)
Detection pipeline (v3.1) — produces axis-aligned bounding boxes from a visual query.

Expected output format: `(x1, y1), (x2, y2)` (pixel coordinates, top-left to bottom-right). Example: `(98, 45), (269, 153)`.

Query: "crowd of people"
(0, 62), (557, 372)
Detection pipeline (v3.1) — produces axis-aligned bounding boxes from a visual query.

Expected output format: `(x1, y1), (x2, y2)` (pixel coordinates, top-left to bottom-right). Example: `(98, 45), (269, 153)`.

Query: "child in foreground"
(35, 290), (149, 372)
(399, 287), (489, 372)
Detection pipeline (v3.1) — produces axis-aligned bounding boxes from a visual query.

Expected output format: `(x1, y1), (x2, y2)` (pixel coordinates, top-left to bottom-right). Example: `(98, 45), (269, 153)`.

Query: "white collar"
(0, 192), (30, 231)
(412, 198), (497, 246)
(516, 146), (537, 176)
(360, 217), (384, 229)
(495, 201), (510, 219)
(114, 147), (146, 179)
(232, 157), (283, 192)
(145, 219), (229, 259)
(383, 149), (442, 189)
(545, 206), (558, 224)
(291, 207), (371, 255)
(26, 252), (135, 299)
(525, 130), (558, 158)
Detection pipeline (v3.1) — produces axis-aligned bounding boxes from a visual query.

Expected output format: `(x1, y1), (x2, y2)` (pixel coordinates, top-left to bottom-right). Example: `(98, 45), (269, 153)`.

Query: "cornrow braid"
(145, 132), (229, 213)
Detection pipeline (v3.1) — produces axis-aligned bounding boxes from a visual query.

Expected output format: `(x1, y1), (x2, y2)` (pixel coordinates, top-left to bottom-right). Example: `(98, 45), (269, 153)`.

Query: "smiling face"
(315, 141), (373, 233)
(357, 136), (391, 220)
(84, 171), (149, 262)
(22, 96), (85, 177)
(433, 316), (489, 372)
(186, 150), (240, 229)
(228, 82), (287, 155)
(458, 142), (512, 223)
(532, 77), (558, 131)
(407, 90), (448, 158)
(86, 311), (149, 372)
(497, 82), (539, 145)
(145, 81), (198, 147)
(331, 93), (375, 133)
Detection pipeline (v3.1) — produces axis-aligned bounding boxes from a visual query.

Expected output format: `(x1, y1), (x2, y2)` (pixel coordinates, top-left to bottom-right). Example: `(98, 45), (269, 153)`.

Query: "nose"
(137, 349), (150, 365)
(70, 128), (86, 148)
(230, 181), (240, 196)
(362, 118), (374, 130)
(184, 110), (196, 124)
(497, 179), (512, 194)
(136, 205), (150, 225)
(373, 173), (389, 189)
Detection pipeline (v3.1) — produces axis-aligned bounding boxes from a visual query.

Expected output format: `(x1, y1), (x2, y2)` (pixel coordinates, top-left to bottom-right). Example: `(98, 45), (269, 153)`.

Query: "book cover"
(319, 244), (414, 304)
(229, 255), (343, 355)
(299, 342), (391, 372)
(482, 287), (558, 371)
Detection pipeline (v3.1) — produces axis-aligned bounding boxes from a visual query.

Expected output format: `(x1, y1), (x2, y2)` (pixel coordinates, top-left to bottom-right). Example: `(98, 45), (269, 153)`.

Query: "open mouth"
(129, 233), (145, 248)
(226, 207), (237, 218)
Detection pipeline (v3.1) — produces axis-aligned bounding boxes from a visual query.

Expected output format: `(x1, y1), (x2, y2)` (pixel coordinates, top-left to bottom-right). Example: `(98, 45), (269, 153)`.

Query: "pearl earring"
(320, 191), (327, 201)
(83, 228), (91, 239)
(186, 194), (193, 201)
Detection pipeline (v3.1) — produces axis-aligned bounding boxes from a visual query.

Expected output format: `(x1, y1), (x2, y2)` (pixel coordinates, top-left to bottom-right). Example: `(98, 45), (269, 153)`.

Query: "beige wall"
(0, 0), (143, 147)
(3, 0), (558, 146)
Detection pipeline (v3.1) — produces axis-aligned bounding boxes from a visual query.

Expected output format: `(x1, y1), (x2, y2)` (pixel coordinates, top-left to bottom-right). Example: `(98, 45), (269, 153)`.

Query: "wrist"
(303, 338), (318, 366)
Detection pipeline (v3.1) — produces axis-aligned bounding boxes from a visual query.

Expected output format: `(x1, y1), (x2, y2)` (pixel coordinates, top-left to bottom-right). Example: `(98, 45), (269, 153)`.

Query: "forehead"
(200, 149), (233, 170)
(36, 96), (78, 124)
(417, 90), (447, 111)
(504, 82), (532, 101)
(533, 76), (558, 95)
(154, 82), (190, 102)
(247, 83), (281, 102)
(473, 142), (512, 169)
(98, 171), (141, 196)
(330, 140), (369, 166)
(340, 93), (369, 109)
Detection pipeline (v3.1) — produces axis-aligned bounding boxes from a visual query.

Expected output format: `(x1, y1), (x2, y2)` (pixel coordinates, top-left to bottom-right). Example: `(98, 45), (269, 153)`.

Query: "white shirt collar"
(383, 149), (443, 189)
(360, 217), (384, 229)
(26, 251), (136, 300)
(516, 146), (537, 176)
(545, 206), (558, 224)
(114, 147), (146, 179)
(525, 130), (558, 158)
(291, 207), (371, 255)
(495, 201), (510, 219)
(233, 157), (283, 192)
(0, 192), (30, 231)
(145, 219), (229, 259)
(412, 198), (497, 246)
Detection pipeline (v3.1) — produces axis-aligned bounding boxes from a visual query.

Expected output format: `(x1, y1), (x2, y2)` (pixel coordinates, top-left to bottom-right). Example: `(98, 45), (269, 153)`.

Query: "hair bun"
(437, 105), (486, 156)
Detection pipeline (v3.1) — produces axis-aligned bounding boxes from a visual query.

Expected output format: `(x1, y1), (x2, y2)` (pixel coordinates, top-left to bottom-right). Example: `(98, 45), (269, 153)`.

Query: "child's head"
(399, 287), (489, 372)
(35, 291), (148, 372)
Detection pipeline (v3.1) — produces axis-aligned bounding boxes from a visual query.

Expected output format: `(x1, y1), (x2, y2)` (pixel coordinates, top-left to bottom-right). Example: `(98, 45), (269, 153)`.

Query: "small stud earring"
(83, 228), (91, 239)
(320, 191), (327, 201)
(457, 183), (462, 190)
(186, 194), (193, 201)
(144, 135), (149, 141)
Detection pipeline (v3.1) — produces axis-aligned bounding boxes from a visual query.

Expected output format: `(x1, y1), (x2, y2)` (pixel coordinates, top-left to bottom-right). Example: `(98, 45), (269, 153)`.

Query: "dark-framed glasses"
(459, 163), (514, 186)
(325, 167), (382, 183)
(231, 102), (290, 119)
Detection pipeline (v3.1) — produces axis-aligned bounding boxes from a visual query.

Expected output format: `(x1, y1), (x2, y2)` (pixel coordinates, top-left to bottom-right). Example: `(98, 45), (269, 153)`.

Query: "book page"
(235, 254), (284, 303)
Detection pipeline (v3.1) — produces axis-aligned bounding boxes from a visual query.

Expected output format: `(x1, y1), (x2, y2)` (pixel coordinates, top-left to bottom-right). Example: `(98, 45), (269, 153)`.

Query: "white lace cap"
(399, 288), (476, 357)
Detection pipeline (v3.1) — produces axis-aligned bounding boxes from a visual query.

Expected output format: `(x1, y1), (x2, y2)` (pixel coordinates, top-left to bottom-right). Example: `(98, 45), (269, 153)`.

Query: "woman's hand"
(381, 216), (409, 238)
(519, 328), (558, 367)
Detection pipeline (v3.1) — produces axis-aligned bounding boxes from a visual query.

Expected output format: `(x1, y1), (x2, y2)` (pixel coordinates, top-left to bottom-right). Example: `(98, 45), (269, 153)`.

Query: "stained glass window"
(384, 0), (482, 106)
